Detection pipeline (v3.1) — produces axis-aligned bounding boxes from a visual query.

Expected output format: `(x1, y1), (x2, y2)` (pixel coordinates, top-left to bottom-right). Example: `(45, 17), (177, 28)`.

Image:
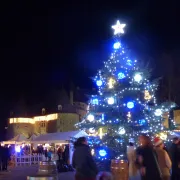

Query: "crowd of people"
(72, 135), (180, 180)
(127, 135), (180, 180)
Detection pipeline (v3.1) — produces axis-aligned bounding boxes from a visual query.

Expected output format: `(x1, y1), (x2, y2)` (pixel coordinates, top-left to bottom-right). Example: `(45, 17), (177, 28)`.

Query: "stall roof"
(31, 130), (88, 144)
(3, 134), (27, 144)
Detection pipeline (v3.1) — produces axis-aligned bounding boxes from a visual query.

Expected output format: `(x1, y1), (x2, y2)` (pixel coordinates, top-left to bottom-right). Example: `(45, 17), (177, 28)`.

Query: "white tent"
(27, 134), (38, 141)
(3, 134), (27, 144)
(31, 130), (88, 144)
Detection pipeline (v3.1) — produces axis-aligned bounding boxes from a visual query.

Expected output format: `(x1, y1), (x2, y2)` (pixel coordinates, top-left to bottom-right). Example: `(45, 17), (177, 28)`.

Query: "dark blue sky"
(0, 0), (180, 132)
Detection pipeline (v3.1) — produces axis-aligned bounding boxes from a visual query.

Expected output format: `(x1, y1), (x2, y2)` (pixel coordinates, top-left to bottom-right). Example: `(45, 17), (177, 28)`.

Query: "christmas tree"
(75, 20), (175, 166)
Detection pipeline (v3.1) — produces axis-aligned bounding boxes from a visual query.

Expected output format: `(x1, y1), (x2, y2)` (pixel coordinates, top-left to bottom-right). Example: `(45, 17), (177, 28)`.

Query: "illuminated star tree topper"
(112, 20), (126, 35)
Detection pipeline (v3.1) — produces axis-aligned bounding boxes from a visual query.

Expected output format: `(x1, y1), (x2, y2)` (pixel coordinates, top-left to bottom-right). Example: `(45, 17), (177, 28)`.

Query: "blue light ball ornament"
(99, 149), (107, 157)
(118, 72), (125, 79)
(126, 59), (132, 66)
(96, 80), (103, 87)
(127, 101), (134, 109)
(92, 98), (99, 105)
(113, 42), (121, 49)
(139, 119), (146, 125)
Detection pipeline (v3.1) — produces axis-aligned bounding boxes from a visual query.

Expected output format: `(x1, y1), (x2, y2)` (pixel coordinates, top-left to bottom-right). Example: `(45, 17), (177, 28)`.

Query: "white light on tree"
(87, 114), (95, 122)
(127, 59), (132, 66)
(96, 80), (103, 86)
(154, 109), (162, 116)
(112, 20), (126, 35)
(134, 73), (142, 83)
(107, 97), (115, 105)
(118, 127), (126, 135)
(113, 42), (121, 49)
(91, 149), (95, 156)
(89, 128), (95, 134)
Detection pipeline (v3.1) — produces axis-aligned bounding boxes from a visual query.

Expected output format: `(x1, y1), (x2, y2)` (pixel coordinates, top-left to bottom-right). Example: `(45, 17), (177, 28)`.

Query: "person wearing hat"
(154, 137), (172, 180)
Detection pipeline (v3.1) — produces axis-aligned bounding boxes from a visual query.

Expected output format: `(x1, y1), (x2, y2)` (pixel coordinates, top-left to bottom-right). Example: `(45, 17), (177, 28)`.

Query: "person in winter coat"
(72, 137), (98, 180)
(170, 137), (180, 180)
(154, 137), (171, 180)
(47, 150), (52, 161)
(127, 142), (141, 180)
(136, 134), (161, 180)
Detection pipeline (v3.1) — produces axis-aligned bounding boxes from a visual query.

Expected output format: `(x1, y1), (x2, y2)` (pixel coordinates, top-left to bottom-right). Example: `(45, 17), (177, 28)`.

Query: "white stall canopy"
(3, 134), (27, 144)
(31, 130), (88, 144)
(28, 134), (38, 141)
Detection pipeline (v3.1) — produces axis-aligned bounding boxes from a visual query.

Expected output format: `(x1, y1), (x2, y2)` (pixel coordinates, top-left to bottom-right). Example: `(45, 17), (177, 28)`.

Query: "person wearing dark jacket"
(136, 134), (161, 180)
(170, 137), (180, 180)
(72, 137), (98, 180)
(2, 146), (9, 171)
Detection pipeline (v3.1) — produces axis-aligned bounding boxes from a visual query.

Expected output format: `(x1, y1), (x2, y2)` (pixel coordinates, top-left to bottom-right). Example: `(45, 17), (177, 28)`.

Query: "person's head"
(173, 137), (179, 144)
(74, 137), (87, 148)
(139, 134), (152, 147)
(129, 142), (134, 146)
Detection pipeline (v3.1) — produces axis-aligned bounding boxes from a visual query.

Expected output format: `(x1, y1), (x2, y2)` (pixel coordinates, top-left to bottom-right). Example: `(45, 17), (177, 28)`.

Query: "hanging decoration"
(144, 90), (152, 100)
(118, 127), (126, 135)
(108, 78), (116, 89)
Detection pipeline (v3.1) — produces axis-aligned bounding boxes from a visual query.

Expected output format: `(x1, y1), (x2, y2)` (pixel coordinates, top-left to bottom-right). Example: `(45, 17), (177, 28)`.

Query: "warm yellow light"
(34, 113), (58, 121)
(99, 128), (103, 139)
(9, 113), (58, 124)
(9, 118), (34, 124)
(144, 90), (151, 100)
(108, 78), (116, 89)
(159, 132), (167, 140)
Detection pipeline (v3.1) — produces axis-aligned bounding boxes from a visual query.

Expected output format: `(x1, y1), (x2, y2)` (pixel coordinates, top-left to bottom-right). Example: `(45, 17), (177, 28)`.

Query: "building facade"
(7, 112), (79, 139)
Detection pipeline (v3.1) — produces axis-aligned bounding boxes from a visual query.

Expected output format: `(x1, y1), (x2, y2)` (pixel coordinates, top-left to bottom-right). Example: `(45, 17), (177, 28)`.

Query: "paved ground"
(0, 166), (75, 180)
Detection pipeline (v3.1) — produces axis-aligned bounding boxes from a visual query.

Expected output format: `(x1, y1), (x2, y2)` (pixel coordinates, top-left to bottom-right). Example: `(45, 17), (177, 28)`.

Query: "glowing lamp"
(118, 72), (125, 79)
(99, 149), (107, 157)
(96, 80), (102, 87)
(15, 146), (21, 153)
(87, 114), (95, 122)
(113, 42), (121, 49)
(107, 97), (115, 105)
(127, 101), (134, 109)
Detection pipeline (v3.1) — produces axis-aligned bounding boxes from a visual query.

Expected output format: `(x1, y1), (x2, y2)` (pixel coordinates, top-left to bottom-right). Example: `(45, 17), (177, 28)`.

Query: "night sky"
(0, 0), (180, 137)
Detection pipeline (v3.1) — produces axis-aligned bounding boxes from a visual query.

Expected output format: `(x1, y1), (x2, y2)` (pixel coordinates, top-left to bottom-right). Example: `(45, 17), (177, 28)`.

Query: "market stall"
(31, 130), (88, 165)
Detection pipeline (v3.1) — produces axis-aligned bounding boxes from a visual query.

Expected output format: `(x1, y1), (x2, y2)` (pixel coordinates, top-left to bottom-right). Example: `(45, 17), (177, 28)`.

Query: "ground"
(0, 165), (74, 180)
